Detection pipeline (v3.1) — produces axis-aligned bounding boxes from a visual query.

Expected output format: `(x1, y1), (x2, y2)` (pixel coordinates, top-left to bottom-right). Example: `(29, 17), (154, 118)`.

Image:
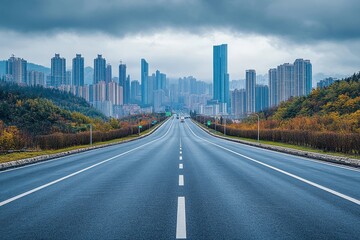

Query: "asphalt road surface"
(1, 117), (359, 239)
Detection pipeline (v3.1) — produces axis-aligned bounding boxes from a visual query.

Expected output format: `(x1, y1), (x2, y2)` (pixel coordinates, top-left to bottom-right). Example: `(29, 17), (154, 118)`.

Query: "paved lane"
(0, 117), (359, 239)
(181, 119), (360, 239)
(0, 118), (182, 239)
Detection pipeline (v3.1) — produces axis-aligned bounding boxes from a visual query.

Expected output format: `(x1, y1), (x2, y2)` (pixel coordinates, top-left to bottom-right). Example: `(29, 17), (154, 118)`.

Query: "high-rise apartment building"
(93, 81), (107, 102)
(268, 68), (278, 107)
(148, 73), (155, 105)
(27, 70), (44, 86)
(277, 63), (294, 102)
(255, 85), (269, 112)
(72, 54), (84, 87)
(294, 59), (312, 96)
(160, 73), (167, 90)
(94, 54), (106, 84)
(141, 59), (149, 105)
(6, 55), (27, 84)
(246, 69), (256, 113)
(124, 75), (130, 104)
(269, 59), (312, 108)
(213, 44), (230, 113)
(231, 89), (247, 117)
(131, 80), (141, 102)
(118, 63), (128, 104)
(317, 77), (335, 89)
(51, 54), (66, 87)
(106, 64), (112, 83)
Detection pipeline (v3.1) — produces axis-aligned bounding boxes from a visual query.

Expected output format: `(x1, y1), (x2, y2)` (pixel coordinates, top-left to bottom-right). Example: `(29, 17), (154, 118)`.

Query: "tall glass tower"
(51, 54), (66, 87)
(94, 54), (106, 84)
(246, 69), (256, 113)
(72, 54), (84, 87)
(213, 44), (229, 113)
(141, 59), (149, 105)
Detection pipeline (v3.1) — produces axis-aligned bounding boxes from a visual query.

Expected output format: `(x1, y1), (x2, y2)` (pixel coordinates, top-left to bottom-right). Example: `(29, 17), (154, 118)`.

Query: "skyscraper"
(119, 63), (129, 104)
(119, 63), (126, 87)
(294, 59), (312, 97)
(305, 60), (312, 95)
(6, 55), (27, 84)
(268, 68), (278, 107)
(246, 69), (256, 113)
(51, 54), (66, 87)
(27, 71), (44, 86)
(155, 70), (161, 90)
(131, 80), (141, 102)
(124, 75), (130, 104)
(141, 59), (149, 105)
(106, 64), (112, 83)
(255, 85), (269, 112)
(148, 73), (155, 105)
(160, 73), (167, 90)
(277, 63), (294, 102)
(231, 89), (247, 117)
(72, 54), (84, 87)
(94, 54), (106, 84)
(213, 44), (230, 113)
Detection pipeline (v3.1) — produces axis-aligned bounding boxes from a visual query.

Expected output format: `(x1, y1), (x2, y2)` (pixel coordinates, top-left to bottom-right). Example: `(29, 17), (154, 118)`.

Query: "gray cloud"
(1, 0), (359, 42)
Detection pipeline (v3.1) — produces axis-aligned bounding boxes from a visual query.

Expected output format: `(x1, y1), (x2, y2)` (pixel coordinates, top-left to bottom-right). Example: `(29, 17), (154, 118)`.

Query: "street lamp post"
(224, 116), (226, 135)
(214, 117), (217, 132)
(254, 113), (260, 143)
(89, 124), (93, 146)
(138, 118), (140, 135)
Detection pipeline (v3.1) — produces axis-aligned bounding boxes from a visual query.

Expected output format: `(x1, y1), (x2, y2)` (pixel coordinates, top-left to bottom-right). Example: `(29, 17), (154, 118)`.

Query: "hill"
(256, 72), (360, 133)
(27, 63), (51, 75)
(0, 81), (105, 136)
(271, 72), (360, 119)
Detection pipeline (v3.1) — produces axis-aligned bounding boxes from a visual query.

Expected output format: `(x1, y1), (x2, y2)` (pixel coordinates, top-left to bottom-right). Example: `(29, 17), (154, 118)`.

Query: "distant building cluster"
(317, 77), (336, 89)
(3, 54), (135, 117)
(205, 44), (312, 117)
(2, 54), (211, 118)
(1, 46), (324, 119)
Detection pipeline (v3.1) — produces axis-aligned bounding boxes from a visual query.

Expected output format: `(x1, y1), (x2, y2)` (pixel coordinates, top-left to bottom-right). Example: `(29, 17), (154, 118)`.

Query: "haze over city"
(0, 0), (359, 81)
(1, 1), (360, 239)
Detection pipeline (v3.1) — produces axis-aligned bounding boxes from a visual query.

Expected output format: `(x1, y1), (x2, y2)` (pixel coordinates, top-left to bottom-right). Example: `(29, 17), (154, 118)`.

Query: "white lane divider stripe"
(0, 119), (176, 207)
(179, 156), (182, 160)
(176, 196), (187, 239)
(180, 151), (182, 155)
(186, 122), (360, 206)
(179, 175), (184, 186)
(179, 163), (183, 169)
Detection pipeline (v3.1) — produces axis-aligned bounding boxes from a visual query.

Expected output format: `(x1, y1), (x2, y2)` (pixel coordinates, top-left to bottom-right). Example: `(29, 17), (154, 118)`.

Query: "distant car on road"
(180, 116), (185, 122)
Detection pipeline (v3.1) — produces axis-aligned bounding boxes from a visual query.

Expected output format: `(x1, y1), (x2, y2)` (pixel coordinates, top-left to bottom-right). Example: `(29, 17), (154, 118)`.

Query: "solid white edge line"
(179, 175), (184, 186)
(179, 163), (183, 169)
(0, 118), (175, 207)
(186, 121), (360, 206)
(176, 196), (187, 239)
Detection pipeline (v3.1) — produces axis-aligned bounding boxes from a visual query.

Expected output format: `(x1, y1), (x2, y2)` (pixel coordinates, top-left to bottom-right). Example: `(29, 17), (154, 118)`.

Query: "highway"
(1, 117), (359, 239)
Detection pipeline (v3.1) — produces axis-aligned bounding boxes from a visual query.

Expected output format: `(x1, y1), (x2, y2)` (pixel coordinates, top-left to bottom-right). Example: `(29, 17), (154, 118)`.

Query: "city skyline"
(0, 1), (359, 82)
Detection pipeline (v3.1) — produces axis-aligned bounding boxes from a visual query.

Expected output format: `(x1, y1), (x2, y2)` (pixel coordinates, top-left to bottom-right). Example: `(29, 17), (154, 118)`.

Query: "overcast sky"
(0, 0), (359, 82)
